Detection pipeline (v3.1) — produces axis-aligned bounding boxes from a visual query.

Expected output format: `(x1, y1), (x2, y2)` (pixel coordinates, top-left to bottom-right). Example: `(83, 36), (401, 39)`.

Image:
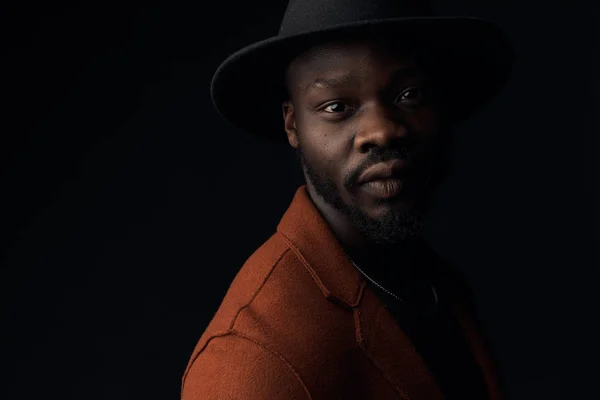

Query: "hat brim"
(211, 16), (515, 144)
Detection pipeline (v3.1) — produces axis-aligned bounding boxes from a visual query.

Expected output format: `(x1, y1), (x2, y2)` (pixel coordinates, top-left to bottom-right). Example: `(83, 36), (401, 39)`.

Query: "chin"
(344, 196), (425, 243)
(363, 191), (420, 215)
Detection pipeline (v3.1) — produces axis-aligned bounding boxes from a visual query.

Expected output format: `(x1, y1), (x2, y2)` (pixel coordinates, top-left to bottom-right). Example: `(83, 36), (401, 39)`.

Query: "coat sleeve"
(181, 333), (311, 400)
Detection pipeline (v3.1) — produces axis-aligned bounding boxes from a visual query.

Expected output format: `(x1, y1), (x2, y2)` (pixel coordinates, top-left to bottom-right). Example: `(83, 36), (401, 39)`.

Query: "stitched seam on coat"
(278, 232), (332, 296)
(182, 245), (291, 394)
(181, 331), (233, 396)
(278, 231), (366, 308)
(354, 308), (410, 400)
(181, 332), (312, 400)
(229, 246), (292, 331)
(231, 330), (313, 400)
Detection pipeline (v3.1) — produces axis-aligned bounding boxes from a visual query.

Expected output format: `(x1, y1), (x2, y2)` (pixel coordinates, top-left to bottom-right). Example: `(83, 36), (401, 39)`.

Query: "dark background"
(1, 0), (597, 399)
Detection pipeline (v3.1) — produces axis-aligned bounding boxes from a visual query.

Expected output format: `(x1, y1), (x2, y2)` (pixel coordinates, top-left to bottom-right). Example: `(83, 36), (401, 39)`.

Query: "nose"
(354, 103), (408, 151)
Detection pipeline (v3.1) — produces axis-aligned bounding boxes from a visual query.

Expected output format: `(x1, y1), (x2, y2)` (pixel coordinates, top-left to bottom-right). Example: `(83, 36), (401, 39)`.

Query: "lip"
(357, 159), (409, 185)
(361, 178), (404, 198)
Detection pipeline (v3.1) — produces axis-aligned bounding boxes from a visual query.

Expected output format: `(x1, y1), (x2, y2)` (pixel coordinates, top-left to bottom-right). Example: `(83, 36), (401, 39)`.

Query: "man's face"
(282, 39), (449, 245)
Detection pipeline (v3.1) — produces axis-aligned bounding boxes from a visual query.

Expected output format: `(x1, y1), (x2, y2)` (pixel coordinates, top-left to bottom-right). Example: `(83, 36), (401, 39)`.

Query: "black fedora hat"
(210, 0), (515, 144)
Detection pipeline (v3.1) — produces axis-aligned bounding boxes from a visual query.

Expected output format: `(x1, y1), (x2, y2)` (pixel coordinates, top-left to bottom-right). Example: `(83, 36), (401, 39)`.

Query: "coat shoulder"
(181, 232), (292, 376)
(181, 332), (311, 400)
(181, 231), (359, 398)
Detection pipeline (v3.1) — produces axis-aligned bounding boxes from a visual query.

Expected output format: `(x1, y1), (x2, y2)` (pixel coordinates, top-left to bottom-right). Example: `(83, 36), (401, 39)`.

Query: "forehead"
(285, 39), (421, 87)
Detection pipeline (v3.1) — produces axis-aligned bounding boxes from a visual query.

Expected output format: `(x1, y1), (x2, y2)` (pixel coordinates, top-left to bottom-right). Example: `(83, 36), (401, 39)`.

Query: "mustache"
(347, 147), (413, 186)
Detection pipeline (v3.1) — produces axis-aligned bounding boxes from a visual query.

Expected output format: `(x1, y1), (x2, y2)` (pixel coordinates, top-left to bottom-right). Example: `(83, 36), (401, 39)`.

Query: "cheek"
(406, 111), (444, 169)
(302, 142), (349, 186)
(299, 140), (332, 171)
(410, 108), (442, 133)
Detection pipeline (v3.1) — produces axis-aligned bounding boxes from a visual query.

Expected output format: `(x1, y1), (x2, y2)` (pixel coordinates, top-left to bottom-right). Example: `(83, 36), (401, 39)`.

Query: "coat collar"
(276, 184), (364, 308)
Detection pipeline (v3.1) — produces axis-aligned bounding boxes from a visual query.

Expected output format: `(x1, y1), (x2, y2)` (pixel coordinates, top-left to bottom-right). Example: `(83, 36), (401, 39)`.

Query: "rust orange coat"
(181, 185), (503, 399)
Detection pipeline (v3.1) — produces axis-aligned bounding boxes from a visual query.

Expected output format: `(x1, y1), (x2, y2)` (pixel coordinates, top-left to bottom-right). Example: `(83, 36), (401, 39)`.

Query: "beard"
(295, 145), (437, 245)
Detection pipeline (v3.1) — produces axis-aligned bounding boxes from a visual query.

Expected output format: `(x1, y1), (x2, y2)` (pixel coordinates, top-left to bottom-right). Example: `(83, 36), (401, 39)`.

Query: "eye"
(323, 102), (350, 113)
(395, 87), (424, 106)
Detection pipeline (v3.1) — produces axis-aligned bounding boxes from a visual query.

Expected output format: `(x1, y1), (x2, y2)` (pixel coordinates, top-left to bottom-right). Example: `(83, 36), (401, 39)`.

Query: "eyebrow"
(305, 73), (360, 93)
(304, 66), (419, 93)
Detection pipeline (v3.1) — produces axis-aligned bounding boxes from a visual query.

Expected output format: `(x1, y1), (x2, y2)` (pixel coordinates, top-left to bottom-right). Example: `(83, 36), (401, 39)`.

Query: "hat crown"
(279, 0), (434, 36)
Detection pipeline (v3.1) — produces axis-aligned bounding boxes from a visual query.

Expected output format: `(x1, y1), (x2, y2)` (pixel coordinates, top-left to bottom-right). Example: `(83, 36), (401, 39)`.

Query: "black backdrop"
(1, 1), (597, 399)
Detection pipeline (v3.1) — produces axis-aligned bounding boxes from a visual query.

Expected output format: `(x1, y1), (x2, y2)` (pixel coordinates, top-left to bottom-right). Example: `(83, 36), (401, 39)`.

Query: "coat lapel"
(451, 304), (504, 400)
(355, 287), (504, 400)
(354, 286), (445, 400)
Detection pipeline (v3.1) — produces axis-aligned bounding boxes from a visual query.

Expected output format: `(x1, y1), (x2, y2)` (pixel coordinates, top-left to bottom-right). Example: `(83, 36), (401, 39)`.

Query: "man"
(182, 0), (514, 399)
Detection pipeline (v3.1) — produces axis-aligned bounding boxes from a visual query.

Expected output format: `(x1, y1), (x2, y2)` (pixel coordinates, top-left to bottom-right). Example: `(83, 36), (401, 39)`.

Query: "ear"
(282, 100), (299, 149)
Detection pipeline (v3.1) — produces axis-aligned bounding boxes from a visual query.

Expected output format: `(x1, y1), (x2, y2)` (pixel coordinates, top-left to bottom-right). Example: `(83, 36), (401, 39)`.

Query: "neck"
(346, 237), (427, 273)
